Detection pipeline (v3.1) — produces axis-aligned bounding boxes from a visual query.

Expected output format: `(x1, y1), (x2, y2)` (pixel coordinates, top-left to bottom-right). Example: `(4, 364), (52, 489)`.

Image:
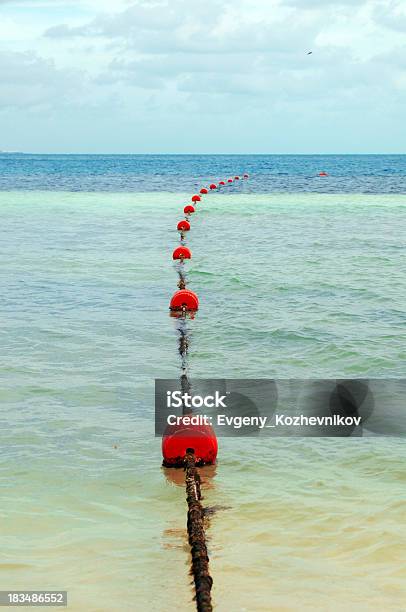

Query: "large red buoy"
(219, 181), (225, 185)
(184, 205), (195, 214)
(177, 220), (190, 232)
(173, 246), (191, 260)
(209, 183), (217, 190)
(191, 194), (201, 202)
(227, 178), (233, 183)
(169, 289), (199, 311)
(200, 188), (208, 194)
(162, 419), (218, 466)
(319, 171), (328, 176)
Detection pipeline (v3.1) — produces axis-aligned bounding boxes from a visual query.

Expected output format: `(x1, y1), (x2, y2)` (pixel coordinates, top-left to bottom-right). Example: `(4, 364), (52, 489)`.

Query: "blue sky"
(0, 0), (405, 153)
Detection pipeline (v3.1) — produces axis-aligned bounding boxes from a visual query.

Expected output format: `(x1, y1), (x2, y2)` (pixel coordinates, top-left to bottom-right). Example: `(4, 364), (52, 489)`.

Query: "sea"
(1, 154), (405, 611)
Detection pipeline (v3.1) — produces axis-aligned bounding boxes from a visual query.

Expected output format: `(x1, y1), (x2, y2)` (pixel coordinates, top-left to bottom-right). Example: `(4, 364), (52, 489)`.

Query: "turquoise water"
(1, 191), (405, 610)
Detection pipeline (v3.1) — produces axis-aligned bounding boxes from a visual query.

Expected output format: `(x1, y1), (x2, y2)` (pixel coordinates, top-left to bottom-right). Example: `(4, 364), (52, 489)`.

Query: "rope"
(184, 449), (213, 612)
(178, 317), (213, 609)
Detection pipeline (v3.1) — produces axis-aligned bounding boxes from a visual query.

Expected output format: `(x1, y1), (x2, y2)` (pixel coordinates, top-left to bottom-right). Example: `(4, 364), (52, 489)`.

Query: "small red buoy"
(200, 188), (208, 194)
(191, 194), (201, 202)
(177, 220), (190, 232)
(319, 171), (328, 176)
(243, 174), (249, 179)
(184, 205), (195, 214)
(227, 178), (233, 183)
(219, 181), (225, 185)
(173, 246), (191, 260)
(209, 183), (217, 190)
(234, 176), (240, 180)
(169, 289), (199, 311)
(162, 419), (218, 466)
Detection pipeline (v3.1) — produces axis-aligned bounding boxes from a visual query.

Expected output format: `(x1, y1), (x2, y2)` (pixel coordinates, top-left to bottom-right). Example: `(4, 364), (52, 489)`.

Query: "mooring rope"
(184, 449), (213, 612)
(177, 306), (213, 606)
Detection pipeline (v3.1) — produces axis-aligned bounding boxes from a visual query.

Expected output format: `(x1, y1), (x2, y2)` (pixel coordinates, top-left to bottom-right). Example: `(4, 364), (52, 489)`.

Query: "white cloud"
(372, 0), (406, 32)
(0, 50), (85, 109)
(282, 0), (368, 6)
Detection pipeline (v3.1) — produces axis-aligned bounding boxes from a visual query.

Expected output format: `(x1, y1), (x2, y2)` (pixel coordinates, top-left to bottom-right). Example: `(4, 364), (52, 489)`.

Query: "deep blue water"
(1, 154), (406, 192)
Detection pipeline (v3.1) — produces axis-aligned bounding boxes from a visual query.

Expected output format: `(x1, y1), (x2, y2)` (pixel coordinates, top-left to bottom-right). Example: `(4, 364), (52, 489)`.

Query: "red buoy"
(234, 176), (240, 180)
(162, 419), (218, 466)
(209, 183), (217, 190)
(200, 188), (208, 194)
(219, 181), (225, 185)
(177, 220), (190, 232)
(319, 171), (328, 176)
(243, 174), (249, 179)
(173, 246), (191, 260)
(191, 194), (201, 202)
(184, 205), (195, 214)
(169, 289), (199, 311)
(227, 178), (233, 183)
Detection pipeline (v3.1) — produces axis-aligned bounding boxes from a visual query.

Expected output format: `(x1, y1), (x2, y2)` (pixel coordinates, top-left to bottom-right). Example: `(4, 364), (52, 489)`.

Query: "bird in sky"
(307, 51), (313, 55)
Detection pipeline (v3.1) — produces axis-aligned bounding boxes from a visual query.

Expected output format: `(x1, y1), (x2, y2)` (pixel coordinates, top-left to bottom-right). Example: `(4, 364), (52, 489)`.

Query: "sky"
(0, 0), (405, 153)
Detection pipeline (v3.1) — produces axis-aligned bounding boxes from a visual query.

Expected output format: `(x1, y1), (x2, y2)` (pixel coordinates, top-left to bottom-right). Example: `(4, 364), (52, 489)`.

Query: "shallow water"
(1, 189), (405, 611)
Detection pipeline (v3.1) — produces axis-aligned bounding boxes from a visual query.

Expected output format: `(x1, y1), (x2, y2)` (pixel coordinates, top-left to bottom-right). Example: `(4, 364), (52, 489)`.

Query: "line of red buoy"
(164, 173), (249, 470)
(169, 173), (249, 314)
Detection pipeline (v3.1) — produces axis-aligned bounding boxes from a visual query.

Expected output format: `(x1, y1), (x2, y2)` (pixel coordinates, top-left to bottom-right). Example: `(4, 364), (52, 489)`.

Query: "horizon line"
(1, 152), (406, 156)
